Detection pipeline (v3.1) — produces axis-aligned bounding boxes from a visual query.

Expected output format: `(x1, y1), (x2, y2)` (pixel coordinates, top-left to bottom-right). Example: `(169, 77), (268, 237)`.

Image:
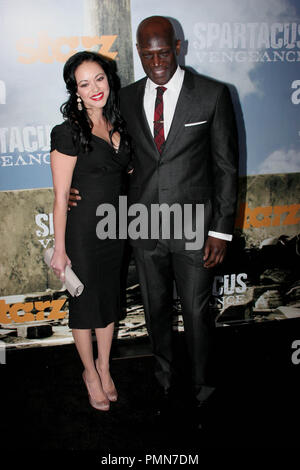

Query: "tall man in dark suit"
(70, 16), (238, 411)
(119, 16), (238, 408)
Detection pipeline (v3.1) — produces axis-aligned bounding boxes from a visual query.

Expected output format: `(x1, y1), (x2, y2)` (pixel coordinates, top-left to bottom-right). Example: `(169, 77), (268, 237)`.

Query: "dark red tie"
(154, 86), (167, 154)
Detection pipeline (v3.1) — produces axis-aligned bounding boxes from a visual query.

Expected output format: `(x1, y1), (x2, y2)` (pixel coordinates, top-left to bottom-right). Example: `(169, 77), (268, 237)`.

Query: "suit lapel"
(133, 79), (158, 157)
(162, 71), (195, 157)
(131, 71), (196, 159)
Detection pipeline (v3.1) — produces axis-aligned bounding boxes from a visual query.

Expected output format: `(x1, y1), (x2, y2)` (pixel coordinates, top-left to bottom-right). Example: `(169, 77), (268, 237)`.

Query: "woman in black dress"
(50, 51), (130, 411)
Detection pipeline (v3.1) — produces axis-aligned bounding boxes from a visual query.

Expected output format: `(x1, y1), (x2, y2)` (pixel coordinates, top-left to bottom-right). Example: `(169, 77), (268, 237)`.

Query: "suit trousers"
(133, 238), (216, 402)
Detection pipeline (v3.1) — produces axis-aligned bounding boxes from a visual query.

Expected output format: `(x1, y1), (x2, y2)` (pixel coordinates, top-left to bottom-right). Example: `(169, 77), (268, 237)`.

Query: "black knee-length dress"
(50, 121), (130, 329)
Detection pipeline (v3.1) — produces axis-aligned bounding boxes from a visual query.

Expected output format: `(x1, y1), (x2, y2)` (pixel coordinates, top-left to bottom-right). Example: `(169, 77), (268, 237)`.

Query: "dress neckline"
(91, 133), (120, 154)
(91, 133), (111, 146)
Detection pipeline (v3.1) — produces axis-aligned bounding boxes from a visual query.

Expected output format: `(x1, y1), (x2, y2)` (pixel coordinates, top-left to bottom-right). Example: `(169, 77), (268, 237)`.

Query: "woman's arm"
(50, 149), (77, 280)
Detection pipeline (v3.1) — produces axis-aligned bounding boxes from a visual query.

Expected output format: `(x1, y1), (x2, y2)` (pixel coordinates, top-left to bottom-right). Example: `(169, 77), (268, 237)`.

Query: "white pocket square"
(184, 121), (207, 127)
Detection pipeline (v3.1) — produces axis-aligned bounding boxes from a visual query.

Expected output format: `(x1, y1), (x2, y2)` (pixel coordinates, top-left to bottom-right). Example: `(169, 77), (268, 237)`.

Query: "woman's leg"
(72, 328), (108, 403)
(95, 322), (117, 400)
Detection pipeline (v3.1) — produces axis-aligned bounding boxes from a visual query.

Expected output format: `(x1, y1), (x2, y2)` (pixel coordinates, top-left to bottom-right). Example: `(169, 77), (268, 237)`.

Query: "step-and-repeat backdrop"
(0, 0), (299, 351)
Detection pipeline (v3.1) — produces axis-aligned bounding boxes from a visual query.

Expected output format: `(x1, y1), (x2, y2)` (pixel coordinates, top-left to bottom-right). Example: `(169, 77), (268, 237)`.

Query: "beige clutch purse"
(44, 247), (84, 297)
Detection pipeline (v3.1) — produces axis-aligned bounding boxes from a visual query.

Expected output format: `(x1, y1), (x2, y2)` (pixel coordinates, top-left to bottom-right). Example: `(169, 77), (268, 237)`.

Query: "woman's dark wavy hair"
(60, 51), (130, 153)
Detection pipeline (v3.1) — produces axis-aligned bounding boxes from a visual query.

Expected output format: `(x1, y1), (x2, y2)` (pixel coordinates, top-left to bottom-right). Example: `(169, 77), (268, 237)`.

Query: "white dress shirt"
(143, 66), (232, 242)
(144, 65), (185, 139)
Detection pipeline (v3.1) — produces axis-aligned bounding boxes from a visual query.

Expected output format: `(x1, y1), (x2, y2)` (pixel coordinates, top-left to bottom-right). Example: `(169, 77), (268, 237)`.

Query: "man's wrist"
(208, 230), (232, 241)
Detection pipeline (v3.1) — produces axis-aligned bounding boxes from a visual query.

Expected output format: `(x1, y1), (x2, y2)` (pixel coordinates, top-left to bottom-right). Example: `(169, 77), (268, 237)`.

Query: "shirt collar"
(145, 66), (185, 94)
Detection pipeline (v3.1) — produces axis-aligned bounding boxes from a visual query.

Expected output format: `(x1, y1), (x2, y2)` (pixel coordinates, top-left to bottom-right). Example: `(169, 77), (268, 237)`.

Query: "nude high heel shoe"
(95, 358), (118, 402)
(82, 370), (110, 411)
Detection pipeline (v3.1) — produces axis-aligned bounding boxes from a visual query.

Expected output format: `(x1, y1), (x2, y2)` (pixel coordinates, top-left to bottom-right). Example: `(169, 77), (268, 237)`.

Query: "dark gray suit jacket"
(120, 68), (238, 250)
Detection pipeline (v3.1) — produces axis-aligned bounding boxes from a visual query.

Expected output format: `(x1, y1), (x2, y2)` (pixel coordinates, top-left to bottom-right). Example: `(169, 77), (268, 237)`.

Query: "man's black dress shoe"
(193, 388), (218, 431)
(154, 387), (171, 414)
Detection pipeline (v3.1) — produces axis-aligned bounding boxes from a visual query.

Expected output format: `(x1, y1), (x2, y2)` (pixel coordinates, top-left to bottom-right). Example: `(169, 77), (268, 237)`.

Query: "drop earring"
(77, 96), (83, 111)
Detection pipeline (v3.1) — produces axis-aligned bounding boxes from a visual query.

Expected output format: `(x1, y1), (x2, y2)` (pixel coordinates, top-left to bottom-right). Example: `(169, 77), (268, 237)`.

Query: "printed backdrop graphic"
(0, 0), (299, 350)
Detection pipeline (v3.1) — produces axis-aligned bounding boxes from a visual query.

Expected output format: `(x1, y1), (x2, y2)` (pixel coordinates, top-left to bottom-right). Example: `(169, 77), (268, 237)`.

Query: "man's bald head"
(136, 16), (181, 85)
(136, 16), (177, 48)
